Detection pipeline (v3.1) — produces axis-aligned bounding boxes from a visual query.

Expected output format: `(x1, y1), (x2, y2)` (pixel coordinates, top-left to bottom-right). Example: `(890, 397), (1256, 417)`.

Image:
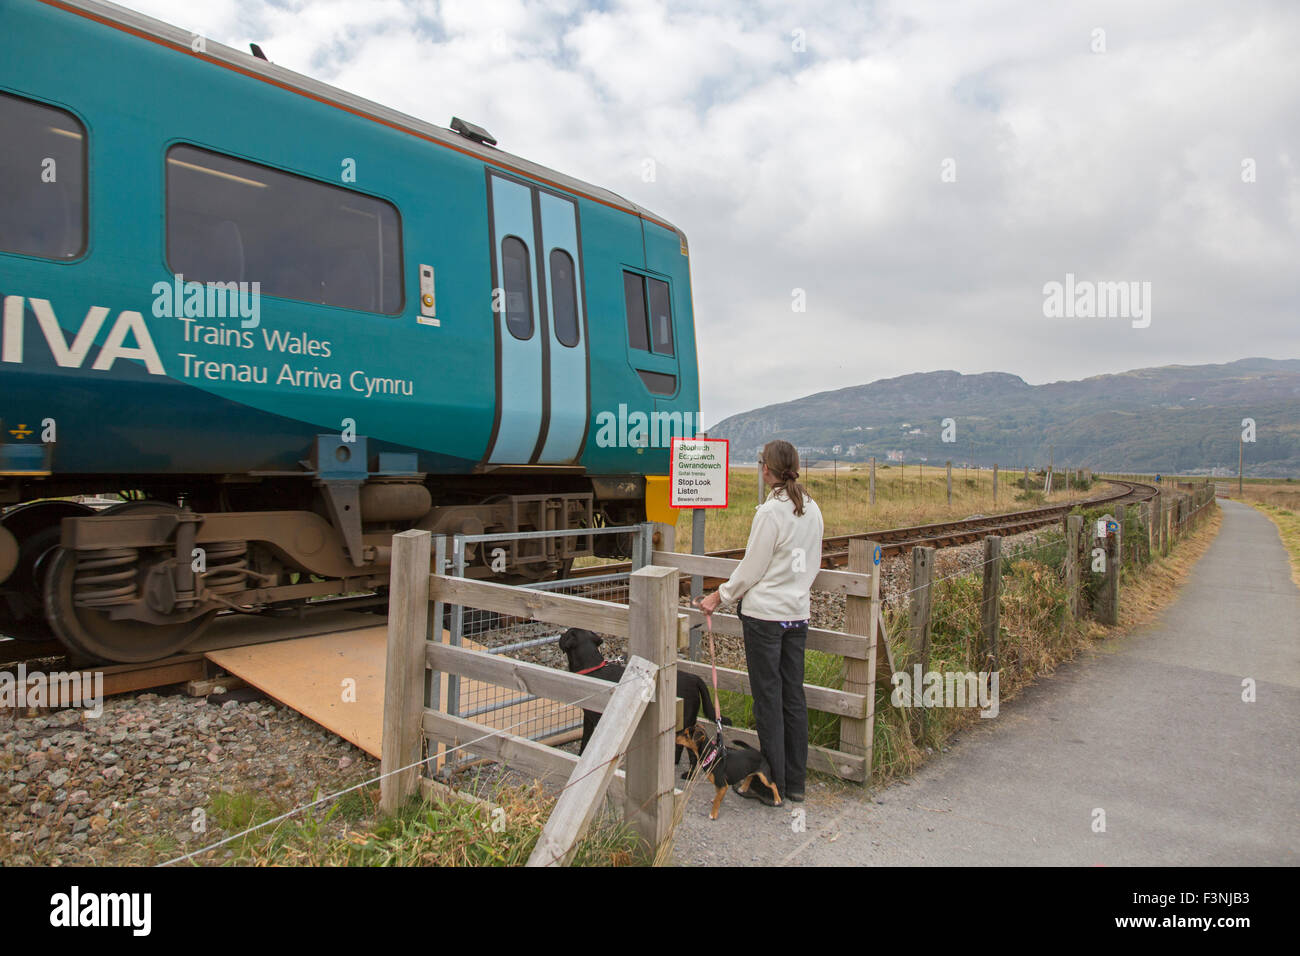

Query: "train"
(0, 0), (699, 662)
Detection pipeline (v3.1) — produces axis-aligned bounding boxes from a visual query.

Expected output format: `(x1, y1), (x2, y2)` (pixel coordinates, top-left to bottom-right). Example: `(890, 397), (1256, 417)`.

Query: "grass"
(174, 778), (644, 866)
(672, 465), (1099, 553)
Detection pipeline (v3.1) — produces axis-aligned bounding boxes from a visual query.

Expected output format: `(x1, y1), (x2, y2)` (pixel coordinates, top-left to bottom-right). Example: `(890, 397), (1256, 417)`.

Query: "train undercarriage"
(0, 469), (645, 663)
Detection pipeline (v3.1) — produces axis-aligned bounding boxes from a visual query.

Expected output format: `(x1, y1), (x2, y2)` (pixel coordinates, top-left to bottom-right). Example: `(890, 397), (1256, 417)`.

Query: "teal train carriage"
(0, 0), (700, 662)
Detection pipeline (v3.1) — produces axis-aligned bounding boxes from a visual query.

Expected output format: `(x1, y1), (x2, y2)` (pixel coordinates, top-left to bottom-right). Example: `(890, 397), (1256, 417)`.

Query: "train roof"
(47, 0), (683, 237)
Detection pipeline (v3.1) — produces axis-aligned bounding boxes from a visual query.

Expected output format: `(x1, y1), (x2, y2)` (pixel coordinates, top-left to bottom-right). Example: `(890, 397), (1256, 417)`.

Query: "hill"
(707, 358), (1300, 476)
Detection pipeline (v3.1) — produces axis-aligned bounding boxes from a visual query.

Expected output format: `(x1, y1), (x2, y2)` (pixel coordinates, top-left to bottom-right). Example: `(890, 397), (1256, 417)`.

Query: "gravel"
(0, 688), (374, 865)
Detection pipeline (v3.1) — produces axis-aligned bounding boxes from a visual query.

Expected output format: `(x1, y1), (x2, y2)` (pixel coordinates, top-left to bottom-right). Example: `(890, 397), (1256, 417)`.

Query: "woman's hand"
(694, 591), (721, 625)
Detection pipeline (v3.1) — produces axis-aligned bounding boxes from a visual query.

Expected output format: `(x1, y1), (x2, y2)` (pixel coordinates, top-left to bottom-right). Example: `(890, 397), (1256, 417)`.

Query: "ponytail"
(762, 440), (807, 517)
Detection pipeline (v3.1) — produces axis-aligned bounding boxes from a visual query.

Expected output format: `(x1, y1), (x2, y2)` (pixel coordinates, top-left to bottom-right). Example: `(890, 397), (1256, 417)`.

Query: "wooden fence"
(656, 544), (890, 783)
(379, 528), (686, 865)
(378, 484), (1218, 862)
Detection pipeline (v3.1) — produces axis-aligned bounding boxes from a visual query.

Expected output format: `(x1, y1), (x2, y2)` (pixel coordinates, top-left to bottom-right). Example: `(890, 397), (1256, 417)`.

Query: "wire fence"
(437, 525), (648, 777)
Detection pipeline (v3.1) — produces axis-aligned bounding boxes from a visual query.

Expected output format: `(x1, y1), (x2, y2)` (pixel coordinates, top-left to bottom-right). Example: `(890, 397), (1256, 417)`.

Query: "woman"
(695, 439), (823, 804)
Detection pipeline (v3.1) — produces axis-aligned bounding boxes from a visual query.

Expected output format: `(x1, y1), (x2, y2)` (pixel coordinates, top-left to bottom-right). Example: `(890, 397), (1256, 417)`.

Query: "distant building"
(886, 450), (904, 462)
(832, 444), (842, 455)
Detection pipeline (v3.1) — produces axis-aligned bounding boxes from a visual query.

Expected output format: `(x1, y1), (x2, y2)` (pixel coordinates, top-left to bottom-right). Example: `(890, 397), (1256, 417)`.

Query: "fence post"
(528, 657), (656, 867)
(1138, 502), (1151, 564)
(906, 546), (934, 735)
(906, 546), (934, 673)
(426, 535), (447, 776)
(1165, 500), (1173, 552)
(1114, 504), (1126, 574)
(869, 456), (876, 505)
(1024, 464), (1030, 493)
(625, 564), (678, 856)
(1095, 517), (1120, 626)
(840, 539), (880, 782)
(946, 461), (952, 505)
(978, 536), (1002, 672)
(1065, 515), (1082, 619)
(381, 529), (432, 813)
(1151, 491), (1161, 557)
(993, 463), (999, 505)
(689, 507), (706, 661)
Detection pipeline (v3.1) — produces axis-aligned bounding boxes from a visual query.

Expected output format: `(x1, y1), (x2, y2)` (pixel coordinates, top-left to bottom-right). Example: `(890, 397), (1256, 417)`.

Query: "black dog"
(558, 627), (726, 771)
(675, 725), (782, 819)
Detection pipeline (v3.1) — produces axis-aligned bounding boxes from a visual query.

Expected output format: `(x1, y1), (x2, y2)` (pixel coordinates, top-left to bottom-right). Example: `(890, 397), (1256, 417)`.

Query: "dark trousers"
(738, 603), (808, 796)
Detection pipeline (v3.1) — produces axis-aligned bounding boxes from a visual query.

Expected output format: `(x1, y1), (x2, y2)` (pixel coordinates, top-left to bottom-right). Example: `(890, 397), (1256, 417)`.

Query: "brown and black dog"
(558, 627), (726, 771)
(676, 724), (783, 819)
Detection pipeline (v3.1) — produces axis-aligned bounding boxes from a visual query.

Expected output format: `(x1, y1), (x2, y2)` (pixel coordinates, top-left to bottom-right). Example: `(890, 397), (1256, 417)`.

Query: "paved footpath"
(673, 499), (1300, 865)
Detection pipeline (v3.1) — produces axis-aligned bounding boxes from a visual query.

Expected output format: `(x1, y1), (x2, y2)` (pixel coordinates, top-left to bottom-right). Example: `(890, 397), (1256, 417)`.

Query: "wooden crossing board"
(206, 626), (583, 759)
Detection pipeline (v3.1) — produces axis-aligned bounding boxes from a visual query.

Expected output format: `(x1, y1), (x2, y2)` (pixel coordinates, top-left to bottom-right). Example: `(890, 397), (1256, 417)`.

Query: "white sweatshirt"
(717, 488), (824, 621)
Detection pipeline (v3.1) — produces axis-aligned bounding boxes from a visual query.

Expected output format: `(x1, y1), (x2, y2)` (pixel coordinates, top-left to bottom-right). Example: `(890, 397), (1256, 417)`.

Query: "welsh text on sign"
(670, 438), (729, 508)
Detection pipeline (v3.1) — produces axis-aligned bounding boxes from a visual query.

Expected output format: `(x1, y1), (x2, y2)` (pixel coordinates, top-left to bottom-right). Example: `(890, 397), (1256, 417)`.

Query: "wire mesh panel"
(435, 525), (648, 777)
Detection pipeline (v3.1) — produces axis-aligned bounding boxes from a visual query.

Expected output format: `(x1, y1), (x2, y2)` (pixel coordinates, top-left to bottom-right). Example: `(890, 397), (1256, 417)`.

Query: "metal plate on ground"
(206, 627), (390, 757)
(206, 626), (583, 760)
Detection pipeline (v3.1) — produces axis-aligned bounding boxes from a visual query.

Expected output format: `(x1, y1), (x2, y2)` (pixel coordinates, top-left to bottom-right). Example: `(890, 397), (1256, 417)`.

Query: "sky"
(116, 0), (1300, 426)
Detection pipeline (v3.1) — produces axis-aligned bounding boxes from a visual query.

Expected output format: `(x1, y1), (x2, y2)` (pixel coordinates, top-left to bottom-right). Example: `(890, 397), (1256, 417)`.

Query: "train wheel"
(42, 502), (216, 663)
(0, 500), (96, 641)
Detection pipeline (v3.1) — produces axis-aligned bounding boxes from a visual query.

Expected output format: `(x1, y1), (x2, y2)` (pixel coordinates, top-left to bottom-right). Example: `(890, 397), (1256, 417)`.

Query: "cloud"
(118, 0), (1300, 425)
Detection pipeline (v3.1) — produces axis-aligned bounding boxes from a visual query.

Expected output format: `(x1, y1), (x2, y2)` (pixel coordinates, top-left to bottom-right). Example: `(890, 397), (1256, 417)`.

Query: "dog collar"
(577, 655), (621, 676)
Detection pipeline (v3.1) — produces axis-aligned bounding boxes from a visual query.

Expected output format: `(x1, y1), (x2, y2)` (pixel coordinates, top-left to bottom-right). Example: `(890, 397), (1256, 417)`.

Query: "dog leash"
(699, 614), (726, 773)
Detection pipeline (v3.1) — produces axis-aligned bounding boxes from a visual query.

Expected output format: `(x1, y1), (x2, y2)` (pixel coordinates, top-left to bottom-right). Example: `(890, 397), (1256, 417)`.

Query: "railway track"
(2, 480), (1158, 697)
(0, 597), (389, 699)
(574, 478), (1158, 578)
(811, 478), (1156, 567)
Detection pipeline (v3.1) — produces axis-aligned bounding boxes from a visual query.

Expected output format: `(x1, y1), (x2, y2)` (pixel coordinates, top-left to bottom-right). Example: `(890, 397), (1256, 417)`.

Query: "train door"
(484, 172), (589, 464)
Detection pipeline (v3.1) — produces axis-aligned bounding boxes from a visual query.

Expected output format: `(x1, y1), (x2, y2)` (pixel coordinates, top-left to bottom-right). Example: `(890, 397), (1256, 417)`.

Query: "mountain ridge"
(707, 358), (1300, 476)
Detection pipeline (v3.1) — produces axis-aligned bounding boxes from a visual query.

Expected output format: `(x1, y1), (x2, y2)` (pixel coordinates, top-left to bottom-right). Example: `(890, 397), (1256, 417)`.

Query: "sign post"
(671, 438), (729, 661)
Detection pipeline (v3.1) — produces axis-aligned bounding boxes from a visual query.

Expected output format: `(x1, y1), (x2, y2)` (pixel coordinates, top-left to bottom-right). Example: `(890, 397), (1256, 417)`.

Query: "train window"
(637, 370), (677, 395)
(647, 278), (674, 356)
(501, 236), (534, 340)
(165, 144), (403, 314)
(623, 271), (650, 351)
(623, 271), (674, 356)
(550, 249), (579, 347)
(0, 93), (86, 260)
